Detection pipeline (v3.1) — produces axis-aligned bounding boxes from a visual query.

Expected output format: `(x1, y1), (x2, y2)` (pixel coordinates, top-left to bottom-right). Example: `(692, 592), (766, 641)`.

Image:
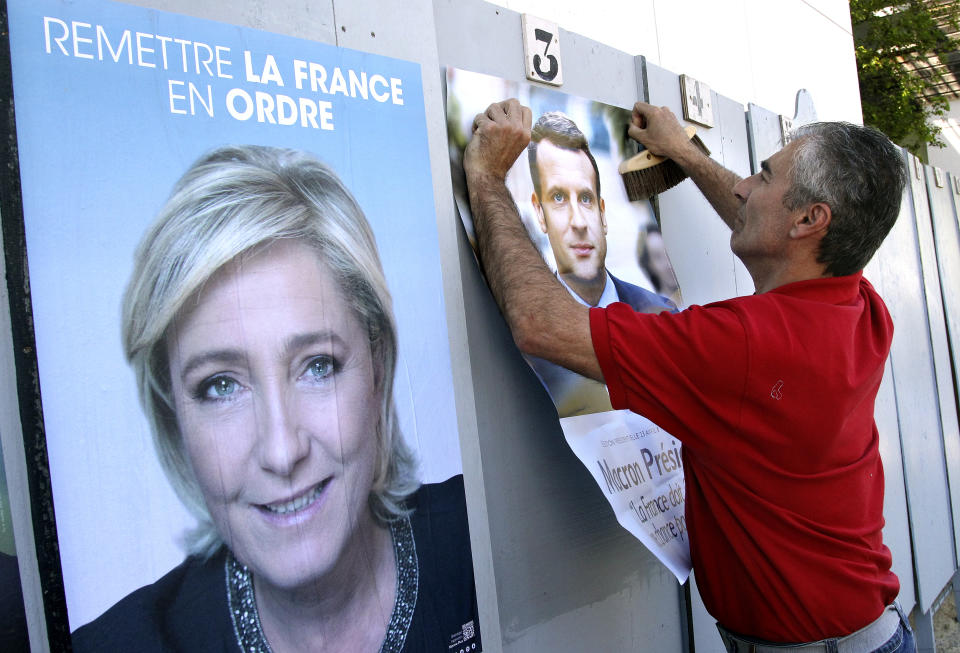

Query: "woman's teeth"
(265, 483), (324, 514)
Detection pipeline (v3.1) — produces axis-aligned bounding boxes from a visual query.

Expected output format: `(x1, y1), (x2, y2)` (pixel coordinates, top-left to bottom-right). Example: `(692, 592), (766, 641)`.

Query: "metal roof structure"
(897, 0), (960, 99)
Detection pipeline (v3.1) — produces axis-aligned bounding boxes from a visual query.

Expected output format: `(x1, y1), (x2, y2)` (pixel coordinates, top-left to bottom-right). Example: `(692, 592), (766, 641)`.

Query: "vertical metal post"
(914, 604), (937, 653)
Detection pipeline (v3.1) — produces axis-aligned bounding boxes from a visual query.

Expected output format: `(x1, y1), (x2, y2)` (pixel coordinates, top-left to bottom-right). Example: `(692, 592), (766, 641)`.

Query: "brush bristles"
(621, 158), (689, 201)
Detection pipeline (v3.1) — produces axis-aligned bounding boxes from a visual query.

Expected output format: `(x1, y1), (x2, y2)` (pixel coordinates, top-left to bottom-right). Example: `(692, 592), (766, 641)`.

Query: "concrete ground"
(937, 591), (959, 653)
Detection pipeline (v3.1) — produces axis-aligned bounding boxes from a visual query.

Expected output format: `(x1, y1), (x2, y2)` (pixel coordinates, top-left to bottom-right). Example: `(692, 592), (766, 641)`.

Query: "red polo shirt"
(590, 273), (899, 642)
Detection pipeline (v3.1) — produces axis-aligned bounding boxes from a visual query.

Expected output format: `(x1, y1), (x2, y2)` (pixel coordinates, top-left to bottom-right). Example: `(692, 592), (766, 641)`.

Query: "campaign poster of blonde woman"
(5, 1), (480, 650)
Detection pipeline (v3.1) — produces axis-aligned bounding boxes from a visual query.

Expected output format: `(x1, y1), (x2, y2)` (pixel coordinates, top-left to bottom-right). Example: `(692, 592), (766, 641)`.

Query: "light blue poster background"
(8, 0), (459, 629)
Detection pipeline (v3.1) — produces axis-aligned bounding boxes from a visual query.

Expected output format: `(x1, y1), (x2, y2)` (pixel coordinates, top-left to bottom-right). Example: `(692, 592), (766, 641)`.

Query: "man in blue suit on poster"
(525, 112), (676, 417)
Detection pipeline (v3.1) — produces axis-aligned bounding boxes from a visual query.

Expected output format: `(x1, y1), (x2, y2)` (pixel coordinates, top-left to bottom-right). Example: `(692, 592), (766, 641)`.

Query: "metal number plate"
(680, 74), (714, 128)
(780, 115), (794, 145)
(522, 14), (563, 86)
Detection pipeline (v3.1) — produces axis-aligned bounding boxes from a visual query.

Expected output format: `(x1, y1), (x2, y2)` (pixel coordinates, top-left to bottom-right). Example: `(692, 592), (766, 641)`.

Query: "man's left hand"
(464, 99), (532, 183)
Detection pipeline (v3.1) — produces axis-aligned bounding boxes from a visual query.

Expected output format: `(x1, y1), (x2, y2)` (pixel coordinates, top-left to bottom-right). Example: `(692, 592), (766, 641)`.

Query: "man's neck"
(744, 255), (830, 293)
(560, 271), (607, 306)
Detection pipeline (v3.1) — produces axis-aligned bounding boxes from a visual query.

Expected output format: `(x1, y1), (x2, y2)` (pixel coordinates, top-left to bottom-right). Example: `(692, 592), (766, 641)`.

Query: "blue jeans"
(877, 622), (916, 653)
(717, 603), (916, 652)
(869, 601), (915, 653)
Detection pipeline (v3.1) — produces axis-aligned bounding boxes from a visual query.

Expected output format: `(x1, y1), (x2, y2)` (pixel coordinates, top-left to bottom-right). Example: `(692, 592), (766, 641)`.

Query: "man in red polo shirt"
(463, 99), (914, 652)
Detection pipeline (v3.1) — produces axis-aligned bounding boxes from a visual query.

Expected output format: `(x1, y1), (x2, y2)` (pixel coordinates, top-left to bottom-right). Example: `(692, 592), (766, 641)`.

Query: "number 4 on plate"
(522, 14), (563, 86)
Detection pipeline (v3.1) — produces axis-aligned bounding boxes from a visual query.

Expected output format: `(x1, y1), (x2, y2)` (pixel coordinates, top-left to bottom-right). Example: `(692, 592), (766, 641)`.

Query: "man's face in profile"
(532, 139), (607, 285)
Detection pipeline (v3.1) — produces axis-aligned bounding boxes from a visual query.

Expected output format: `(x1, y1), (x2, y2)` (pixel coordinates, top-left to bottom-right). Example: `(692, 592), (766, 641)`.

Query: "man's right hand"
(464, 99), (532, 183)
(628, 102), (699, 164)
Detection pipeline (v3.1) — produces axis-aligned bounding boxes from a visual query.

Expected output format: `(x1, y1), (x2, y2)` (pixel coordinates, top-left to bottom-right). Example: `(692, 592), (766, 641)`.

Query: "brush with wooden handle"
(619, 125), (710, 201)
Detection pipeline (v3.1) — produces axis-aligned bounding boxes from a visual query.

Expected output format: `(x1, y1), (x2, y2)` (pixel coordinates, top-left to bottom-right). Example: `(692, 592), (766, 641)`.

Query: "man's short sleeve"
(589, 301), (749, 450)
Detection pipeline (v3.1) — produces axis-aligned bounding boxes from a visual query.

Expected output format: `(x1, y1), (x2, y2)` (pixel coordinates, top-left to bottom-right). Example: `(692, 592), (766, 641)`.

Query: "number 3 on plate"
(522, 14), (563, 86)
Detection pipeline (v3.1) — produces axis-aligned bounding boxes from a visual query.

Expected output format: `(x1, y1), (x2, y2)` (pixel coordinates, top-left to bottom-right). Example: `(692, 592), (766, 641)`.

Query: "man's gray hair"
(784, 122), (906, 277)
(122, 145), (419, 557)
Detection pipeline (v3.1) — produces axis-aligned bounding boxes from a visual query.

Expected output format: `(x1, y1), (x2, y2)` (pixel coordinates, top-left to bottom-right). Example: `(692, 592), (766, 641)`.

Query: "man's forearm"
(672, 145), (742, 231)
(466, 172), (602, 381)
(467, 172), (569, 345)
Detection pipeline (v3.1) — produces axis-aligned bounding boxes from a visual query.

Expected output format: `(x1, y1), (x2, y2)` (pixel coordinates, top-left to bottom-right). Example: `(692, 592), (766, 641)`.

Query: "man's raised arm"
(629, 102), (742, 230)
(463, 99), (603, 382)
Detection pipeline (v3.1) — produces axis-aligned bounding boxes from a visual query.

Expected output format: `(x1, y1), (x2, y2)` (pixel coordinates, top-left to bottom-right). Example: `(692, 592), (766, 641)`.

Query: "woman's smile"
(257, 478), (330, 520)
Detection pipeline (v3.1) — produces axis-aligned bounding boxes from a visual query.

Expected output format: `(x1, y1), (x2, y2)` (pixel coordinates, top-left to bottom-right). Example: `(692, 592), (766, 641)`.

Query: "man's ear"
(599, 197), (607, 234)
(791, 202), (831, 240)
(531, 193), (547, 233)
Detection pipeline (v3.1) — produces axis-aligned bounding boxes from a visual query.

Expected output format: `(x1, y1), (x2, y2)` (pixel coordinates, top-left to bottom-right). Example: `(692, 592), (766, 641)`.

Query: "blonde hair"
(122, 145), (419, 556)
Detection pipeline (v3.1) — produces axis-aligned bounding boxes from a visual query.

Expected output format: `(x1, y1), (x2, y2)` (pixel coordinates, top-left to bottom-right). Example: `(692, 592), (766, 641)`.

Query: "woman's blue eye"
(305, 356), (335, 380)
(200, 376), (239, 400)
(552, 191), (564, 203)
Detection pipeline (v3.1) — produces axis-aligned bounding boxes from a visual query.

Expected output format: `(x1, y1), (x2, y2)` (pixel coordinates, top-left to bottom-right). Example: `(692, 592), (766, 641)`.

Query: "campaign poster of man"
(447, 67), (683, 419)
(446, 69), (691, 582)
(5, 0), (480, 650)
